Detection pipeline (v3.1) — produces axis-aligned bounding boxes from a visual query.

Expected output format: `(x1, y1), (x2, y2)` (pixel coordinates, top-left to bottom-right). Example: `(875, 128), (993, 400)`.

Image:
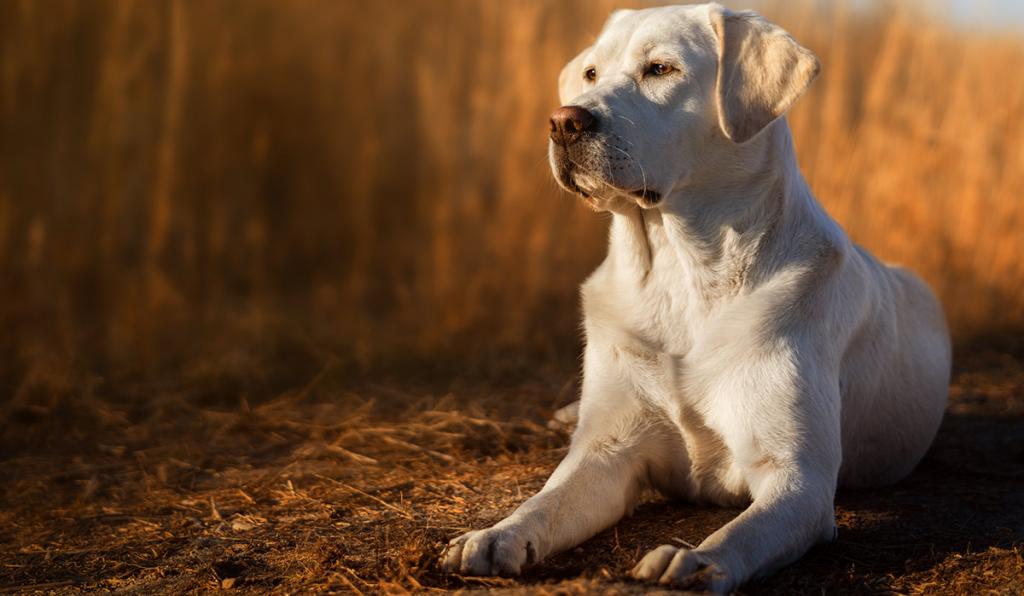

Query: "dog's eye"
(647, 63), (674, 76)
(584, 67), (597, 82)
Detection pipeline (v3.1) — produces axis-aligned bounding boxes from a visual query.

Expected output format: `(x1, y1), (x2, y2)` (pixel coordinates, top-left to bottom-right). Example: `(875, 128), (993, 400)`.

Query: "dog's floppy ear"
(708, 5), (819, 144)
(558, 47), (590, 105)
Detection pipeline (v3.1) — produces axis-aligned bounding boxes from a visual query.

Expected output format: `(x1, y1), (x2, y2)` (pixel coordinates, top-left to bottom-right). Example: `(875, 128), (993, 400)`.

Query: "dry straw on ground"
(2, 343), (1023, 593)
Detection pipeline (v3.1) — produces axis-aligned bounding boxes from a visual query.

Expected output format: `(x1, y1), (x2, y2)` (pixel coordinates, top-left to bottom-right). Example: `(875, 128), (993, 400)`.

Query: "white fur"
(441, 4), (950, 592)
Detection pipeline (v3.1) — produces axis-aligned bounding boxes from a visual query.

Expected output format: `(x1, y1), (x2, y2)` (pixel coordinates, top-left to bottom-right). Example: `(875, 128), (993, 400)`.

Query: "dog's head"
(548, 3), (819, 211)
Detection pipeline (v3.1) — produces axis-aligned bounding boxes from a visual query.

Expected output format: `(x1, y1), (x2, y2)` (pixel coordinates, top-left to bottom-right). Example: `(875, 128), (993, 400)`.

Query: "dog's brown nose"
(549, 105), (595, 145)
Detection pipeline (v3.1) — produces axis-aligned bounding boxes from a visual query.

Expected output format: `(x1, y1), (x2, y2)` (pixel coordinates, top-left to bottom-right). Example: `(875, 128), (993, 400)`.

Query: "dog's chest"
(582, 238), (712, 421)
(583, 227), (710, 357)
(581, 221), (758, 501)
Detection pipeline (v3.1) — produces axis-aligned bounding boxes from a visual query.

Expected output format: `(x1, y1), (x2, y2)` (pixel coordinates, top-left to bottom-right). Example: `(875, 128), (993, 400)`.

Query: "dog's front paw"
(631, 545), (734, 594)
(441, 525), (539, 576)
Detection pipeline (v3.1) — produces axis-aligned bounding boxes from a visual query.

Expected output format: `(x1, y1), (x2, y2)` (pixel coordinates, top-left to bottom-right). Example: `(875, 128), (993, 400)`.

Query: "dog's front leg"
(633, 465), (837, 592)
(442, 343), (671, 576)
(633, 348), (842, 593)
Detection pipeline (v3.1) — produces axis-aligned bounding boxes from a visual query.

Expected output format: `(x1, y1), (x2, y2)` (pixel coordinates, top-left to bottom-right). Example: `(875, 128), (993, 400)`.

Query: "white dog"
(441, 4), (951, 592)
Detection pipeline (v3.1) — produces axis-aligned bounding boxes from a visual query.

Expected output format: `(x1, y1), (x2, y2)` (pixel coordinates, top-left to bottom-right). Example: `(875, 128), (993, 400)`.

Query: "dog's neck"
(607, 120), (839, 301)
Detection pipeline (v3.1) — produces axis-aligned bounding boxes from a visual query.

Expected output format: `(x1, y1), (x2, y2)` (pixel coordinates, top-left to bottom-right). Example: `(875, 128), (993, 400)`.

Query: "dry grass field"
(1, 0), (1023, 593)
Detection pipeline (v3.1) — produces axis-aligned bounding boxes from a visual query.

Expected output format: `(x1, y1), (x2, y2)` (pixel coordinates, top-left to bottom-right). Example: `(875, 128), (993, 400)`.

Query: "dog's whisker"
(614, 114), (638, 128)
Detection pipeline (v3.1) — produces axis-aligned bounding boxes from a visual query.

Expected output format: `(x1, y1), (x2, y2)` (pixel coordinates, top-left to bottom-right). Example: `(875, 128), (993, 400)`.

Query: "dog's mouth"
(557, 169), (603, 210)
(560, 172), (591, 198)
(554, 162), (594, 198)
(551, 143), (663, 208)
(556, 163), (663, 208)
(628, 188), (662, 205)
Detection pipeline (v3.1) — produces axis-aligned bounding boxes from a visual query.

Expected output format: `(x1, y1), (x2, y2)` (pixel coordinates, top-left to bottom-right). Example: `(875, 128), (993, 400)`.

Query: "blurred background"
(2, 0), (1024, 407)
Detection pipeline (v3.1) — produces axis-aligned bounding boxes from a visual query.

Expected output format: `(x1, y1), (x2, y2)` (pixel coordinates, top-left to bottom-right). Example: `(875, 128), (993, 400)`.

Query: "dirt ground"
(2, 342), (1023, 595)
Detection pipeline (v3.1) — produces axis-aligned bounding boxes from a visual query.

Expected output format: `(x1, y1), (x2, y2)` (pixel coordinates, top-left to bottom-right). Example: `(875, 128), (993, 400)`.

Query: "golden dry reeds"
(0, 1), (1023, 387)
